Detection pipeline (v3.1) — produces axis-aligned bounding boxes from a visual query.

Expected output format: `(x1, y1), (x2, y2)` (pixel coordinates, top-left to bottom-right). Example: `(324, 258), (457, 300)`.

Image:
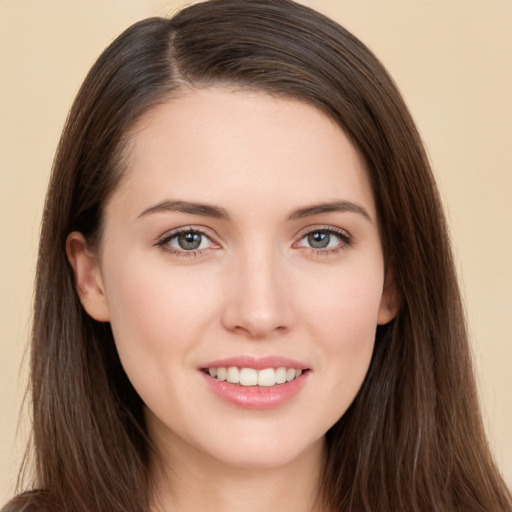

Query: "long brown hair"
(4, 1), (511, 511)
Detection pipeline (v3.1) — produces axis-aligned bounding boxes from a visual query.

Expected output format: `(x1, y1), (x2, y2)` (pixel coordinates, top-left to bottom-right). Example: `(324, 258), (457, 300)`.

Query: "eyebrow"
(287, 200), (372, 222)
(138, 199), (372, 223)
(138, 200), (230, 220)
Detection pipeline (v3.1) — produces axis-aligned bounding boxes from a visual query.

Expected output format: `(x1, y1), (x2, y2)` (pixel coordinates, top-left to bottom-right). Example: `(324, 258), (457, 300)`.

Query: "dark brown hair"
(4, 1), (511, 511)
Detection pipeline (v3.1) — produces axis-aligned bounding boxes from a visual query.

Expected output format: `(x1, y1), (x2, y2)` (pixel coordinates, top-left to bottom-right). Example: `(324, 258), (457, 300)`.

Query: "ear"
(377, 270), (400, 325)
(66, 231), (110, 322)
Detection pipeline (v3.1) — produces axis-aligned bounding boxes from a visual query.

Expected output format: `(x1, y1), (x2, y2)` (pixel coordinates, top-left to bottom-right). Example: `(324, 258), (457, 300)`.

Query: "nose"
(221, 248), (293, 339)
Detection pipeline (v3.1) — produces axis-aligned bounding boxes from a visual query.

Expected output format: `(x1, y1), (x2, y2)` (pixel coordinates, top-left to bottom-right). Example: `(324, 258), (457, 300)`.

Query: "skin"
(67, 87), (398, 512)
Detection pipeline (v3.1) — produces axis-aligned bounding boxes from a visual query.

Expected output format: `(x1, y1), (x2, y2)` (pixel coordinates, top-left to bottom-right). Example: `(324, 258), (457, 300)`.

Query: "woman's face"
(70, 87), (396, 470)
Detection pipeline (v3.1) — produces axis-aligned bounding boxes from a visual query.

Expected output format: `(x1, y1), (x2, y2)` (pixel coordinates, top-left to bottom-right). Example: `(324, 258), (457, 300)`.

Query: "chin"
(196, 428), (326, 471)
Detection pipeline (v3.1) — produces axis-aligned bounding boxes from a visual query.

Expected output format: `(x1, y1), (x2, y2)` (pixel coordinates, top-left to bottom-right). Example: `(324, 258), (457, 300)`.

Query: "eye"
(157, 228), (216, 255)
(295, 228), (352, 252)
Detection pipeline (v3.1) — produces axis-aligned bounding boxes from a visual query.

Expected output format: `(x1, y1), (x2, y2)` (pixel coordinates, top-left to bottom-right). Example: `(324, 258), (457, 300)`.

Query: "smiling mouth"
(202, 367), (307, 387)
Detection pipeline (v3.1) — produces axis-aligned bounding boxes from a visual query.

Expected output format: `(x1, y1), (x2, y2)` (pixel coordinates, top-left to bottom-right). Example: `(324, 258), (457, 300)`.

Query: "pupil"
(308, 231), (330, 249)
(178, 232), (201, 250)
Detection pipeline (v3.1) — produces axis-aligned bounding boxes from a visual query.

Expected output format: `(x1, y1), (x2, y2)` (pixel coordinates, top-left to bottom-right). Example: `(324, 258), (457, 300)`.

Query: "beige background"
(1, 0), (510, 502)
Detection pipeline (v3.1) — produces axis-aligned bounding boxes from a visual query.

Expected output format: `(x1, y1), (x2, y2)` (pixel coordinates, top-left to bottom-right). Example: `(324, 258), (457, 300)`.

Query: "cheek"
(101, 253), (220, 386)
(297, 262), (384, 422)
(301, 256), (384, 345)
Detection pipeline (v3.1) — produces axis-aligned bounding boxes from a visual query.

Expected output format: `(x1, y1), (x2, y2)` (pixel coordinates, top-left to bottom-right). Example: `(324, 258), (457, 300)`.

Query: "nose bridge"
(222, 241), (291, 338)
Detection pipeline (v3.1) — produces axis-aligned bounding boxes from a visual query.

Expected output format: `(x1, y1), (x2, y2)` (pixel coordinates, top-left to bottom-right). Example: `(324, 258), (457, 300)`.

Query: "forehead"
(110, 86), (375, 221)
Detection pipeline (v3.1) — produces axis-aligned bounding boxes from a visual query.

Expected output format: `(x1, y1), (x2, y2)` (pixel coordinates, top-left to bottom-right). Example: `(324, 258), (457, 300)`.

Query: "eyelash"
(155, 226), (353, 258)
(295, 226), (353, 256)
(156, 227), (216, 258)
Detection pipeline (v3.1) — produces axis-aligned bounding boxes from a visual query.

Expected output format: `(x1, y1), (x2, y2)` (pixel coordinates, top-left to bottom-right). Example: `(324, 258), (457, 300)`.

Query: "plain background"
(1, 0), (510, 502)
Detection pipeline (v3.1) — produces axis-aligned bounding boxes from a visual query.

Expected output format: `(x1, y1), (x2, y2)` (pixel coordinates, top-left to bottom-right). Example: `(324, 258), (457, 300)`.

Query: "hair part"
(4, 1), (511, 511)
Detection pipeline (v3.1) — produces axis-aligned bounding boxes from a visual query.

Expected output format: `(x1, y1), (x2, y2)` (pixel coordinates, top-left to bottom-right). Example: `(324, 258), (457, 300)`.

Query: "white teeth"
(226, 366), (239, 383)
(206, 366), (305, 386)
(275, 367), (287, 384)
(258, 368), (276, 387)
(239, 368), (258, 386)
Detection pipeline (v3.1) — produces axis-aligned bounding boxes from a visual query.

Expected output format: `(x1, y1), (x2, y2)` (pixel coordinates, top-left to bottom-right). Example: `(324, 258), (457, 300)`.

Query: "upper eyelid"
(155, 224), (352, 248)
(157, 226), (218, 244)
(295, 224), (352, 240)
(293, 226), (353, 252)
(156, 228), (219, 257)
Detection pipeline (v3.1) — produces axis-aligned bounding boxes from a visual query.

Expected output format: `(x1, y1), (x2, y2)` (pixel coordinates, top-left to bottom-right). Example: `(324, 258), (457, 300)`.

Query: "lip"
(199, 355), (310, 410)
(200, 355), (309, 371)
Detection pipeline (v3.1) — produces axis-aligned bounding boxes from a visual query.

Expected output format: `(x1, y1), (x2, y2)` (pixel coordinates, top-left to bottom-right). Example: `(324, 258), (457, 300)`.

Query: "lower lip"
(201, 371), (309, 410)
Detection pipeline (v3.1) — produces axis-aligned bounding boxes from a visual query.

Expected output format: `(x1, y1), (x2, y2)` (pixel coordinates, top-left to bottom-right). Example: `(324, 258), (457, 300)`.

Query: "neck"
(149, 430), (327, 512)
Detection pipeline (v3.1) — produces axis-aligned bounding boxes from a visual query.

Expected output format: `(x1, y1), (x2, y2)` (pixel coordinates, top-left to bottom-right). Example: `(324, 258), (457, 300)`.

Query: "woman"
(3, 0), (511, 511)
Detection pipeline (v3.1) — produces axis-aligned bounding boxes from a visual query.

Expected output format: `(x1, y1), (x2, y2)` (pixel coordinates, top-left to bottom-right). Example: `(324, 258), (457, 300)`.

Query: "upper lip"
(200, 355), (309, 371)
